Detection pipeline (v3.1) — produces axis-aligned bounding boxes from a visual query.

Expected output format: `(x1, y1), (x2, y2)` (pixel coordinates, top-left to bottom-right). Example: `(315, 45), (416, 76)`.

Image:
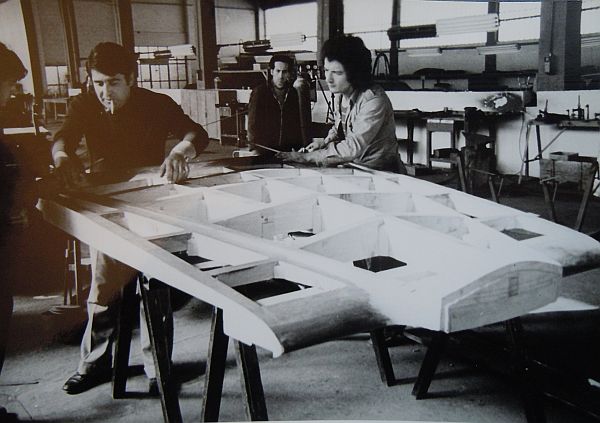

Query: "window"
(344, 0), (394, 50)
(498, 2), (540, 42)
(45, 65), (69, 97)
(135, 46), (193, 89)
(582, 0), (600, 35)
(400, 1), (488, 48)
(265, 3), (318, 52)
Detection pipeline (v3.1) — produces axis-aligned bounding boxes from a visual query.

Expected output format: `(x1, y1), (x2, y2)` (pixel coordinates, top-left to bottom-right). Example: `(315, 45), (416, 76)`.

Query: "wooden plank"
(207, 260), (277, 287)
(38, 197), (287, 356)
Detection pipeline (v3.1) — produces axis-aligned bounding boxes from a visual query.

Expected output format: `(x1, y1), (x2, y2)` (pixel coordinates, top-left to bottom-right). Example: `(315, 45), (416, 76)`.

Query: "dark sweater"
(54, 87), (208, 170)
(247, 82), (304, 153)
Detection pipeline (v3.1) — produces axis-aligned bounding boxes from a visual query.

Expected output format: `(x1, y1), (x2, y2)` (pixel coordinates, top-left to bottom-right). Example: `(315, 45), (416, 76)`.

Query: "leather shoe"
(62, 371), (110, 395)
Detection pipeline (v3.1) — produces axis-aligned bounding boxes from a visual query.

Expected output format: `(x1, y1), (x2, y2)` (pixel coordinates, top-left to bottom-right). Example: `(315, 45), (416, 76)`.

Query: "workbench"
(525, 118), (600, 230)
(523, 118), (600, 177)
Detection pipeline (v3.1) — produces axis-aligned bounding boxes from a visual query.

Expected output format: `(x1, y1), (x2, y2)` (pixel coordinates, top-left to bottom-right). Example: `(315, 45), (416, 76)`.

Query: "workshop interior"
(1, 0), (600, 422)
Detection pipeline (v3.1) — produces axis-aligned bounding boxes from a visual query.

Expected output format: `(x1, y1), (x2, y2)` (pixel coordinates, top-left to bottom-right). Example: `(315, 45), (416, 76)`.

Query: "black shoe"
(148, 378), (159, 396)
(62, 371), (110, 395)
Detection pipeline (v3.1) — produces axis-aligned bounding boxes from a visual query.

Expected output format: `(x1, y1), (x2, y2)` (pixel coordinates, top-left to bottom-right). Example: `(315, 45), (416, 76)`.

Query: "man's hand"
(53, 154), (84, 190)
(303, 138), (327, 152)
(160, 151), (189, 183)
(276, 151), (309, 164)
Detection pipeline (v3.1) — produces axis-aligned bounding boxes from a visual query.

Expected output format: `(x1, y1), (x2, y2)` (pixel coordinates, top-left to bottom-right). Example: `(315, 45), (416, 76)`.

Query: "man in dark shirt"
(247, 54), (304, 155)
(0, 42), (28, 419)
(52, 42), (208, 395)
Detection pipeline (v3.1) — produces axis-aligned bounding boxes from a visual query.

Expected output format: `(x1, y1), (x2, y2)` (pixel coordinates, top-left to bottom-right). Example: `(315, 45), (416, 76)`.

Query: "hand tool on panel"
(252, 143), (281, 154)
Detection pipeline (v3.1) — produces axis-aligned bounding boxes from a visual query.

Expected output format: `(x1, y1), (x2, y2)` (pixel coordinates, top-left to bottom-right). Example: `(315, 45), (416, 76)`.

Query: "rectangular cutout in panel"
(287, 230), (315, 239)
(501, 228), (542, 241)
(235, 278), (305, 301)
(353, 256), (407, 273)
(173, 251), (214, 265)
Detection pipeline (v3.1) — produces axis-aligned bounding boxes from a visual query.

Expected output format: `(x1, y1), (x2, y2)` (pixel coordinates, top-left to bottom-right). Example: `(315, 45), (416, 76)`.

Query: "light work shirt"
(312, 84), (400, 171)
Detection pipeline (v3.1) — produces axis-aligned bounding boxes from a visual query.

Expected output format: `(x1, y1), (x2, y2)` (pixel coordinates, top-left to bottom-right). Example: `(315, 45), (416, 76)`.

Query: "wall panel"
(132, 2), (186, 46)
(74, 0), (117, 56)
(35, 0), (66, 65)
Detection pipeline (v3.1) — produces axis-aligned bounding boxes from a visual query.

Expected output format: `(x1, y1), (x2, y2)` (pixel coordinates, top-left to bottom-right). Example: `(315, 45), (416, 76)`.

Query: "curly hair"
(0, 42), (27, 82)
(86, 42), (138, 81)
(320, 35), (372, 90)
(269, 54), (295, 70)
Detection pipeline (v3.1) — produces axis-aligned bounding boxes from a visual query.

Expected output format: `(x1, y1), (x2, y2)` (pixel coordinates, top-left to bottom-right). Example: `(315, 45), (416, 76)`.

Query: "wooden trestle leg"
(505, 318), (546, 423)
(235, 341), (268, 421)
(201, 307), (229, 422)
(411, 332), (448, 399)
(202, 307), (267, 422)
(140, 277), (182, 423)
(370, 327), (405, 386)
(112, 278), (138, 398)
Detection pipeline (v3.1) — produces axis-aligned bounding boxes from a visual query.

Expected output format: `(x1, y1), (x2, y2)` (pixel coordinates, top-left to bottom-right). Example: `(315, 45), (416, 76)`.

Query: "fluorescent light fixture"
(477, 44), (521, 55)
(153, 44), (195, 59)
(269, 32), (306, 48)
(406, 47), (442, 57)
(436, 13), (499, 36)
(582, 35), (600, 48)
(168, 44), (195, 58)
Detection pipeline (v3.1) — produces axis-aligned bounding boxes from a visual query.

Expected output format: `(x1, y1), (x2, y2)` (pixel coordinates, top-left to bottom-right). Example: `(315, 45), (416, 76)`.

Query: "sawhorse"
(370, 318), (546, 423)
(201, 280), (301, 421)
(202, 307), (267, 422)
(113, 275), (181, 423)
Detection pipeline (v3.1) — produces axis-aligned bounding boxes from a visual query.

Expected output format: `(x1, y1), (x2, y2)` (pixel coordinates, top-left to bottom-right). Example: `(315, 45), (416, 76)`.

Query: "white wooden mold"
(38, 166), (600, 357)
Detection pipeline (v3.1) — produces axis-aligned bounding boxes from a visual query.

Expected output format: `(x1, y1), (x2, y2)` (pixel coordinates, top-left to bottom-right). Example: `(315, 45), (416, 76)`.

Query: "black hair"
(0, 42), (28, 82)
(320, 35), (372, 90)
(268, 54), (295, 70)
(86, 42), (138, 80)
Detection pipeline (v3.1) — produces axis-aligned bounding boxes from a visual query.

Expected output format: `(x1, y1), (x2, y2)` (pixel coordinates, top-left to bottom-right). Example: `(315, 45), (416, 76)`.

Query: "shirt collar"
(348, 89), (360, 107)
(339, 89), (359, 109)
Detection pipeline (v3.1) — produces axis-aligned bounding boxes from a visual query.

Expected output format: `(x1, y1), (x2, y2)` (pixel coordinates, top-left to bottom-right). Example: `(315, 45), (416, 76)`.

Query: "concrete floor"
(2, 144), (600, 422)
